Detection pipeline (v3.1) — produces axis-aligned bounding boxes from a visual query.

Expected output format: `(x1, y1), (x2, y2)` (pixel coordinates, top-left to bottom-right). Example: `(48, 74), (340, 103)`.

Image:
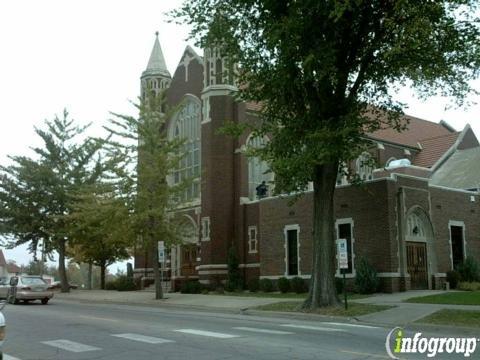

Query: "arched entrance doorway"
(405, 207), (436, 289)
(171, 215), (199, 282)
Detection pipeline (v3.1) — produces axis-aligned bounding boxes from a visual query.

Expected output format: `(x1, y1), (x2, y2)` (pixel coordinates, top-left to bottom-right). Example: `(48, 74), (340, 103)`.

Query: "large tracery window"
(356, 152), (374, 181)
(247, 135), (273, 200)
(172, 96), (201, 202)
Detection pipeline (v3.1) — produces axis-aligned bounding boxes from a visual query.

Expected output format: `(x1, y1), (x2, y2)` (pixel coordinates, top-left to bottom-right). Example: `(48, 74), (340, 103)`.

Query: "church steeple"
(141, 32), (171, 99)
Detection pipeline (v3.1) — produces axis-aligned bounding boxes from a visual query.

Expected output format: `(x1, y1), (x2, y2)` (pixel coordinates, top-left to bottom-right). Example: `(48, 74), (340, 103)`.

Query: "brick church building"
(134, 34), (480, 292)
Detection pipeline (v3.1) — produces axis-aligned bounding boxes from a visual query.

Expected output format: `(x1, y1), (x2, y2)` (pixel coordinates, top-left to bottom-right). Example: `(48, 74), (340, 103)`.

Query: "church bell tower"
(141, 32), (171, 99)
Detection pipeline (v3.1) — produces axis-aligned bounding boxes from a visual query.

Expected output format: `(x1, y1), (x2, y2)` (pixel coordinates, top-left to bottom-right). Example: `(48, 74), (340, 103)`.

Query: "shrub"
(224, 280), (242, 292)
(290, 277), (307, 294)
(105, 281), (117, 290)
(458, 281), (480, 291)
(277, 277), (290, 293)
(446, 270), (460, 289)
(355, 258), (379, 294)
(259, 278), (274, 292)
(457, 256), (480, 283)
(247, 278), (259, 292)
(115, 276), (136, 291)
(335, 277), (344, 294)
(180, 280), (203, 294)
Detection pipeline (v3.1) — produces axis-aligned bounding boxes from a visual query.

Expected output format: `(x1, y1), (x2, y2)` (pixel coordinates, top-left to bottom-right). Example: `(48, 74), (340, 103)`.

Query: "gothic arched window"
(247, 135), (273, 200)
(356, 152), (374, 181)
(171, 96), (201, 202)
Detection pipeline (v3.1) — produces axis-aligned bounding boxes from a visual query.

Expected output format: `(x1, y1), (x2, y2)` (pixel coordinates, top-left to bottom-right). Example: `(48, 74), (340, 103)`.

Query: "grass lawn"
(211, 291), (370, 300)
(416, 309), (480, 328)
(405, 291), (480, 305)
(254, 301), (393, 317)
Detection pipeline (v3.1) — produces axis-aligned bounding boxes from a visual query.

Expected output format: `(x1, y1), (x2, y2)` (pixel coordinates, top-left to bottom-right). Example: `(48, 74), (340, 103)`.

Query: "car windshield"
(21, 277), (46, 285)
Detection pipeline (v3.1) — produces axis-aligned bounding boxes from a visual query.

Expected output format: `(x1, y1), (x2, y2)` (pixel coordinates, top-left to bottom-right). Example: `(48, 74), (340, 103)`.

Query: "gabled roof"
(142, 32), (171, 78)
(413, 132), (460, 168)
(431, 147), (480, 191)
(367, 115), (455, 149)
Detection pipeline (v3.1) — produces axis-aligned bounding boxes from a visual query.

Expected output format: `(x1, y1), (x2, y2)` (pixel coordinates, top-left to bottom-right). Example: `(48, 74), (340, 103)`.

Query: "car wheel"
(41, 298), (49, 305)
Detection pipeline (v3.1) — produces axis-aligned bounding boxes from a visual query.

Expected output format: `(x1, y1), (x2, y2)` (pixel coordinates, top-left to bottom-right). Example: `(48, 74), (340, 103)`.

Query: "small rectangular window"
(248, 226), (257, 253)
(287, 229), (298, 276)
(201, 217), (210, 241)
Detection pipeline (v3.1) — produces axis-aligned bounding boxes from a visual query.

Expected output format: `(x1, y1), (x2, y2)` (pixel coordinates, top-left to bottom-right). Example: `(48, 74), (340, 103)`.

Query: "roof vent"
(386, 159), (411, 169)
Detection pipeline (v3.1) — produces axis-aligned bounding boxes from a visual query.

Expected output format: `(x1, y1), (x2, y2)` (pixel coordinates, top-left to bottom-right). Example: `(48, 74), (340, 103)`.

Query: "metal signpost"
(337, 238), (348, 310)
(158, 241), (165, 288)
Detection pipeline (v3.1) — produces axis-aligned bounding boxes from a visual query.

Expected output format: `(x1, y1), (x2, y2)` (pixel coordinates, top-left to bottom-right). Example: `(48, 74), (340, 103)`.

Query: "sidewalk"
(53, 290), (284, 312)
(352, 290), (480, 326)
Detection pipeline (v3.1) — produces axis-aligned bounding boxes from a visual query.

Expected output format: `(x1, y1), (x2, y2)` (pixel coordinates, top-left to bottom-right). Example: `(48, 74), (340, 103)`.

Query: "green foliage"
(105, 281), (117, 290)
(458, 256), (480, 282)
(277, 277), (290, 293)
(355, 258), (379, 294)
(0, 110), (104, 292)
(446, 270), (461, 289)
(115, 275), (137, 291)
(458, 282), (480, 291)
(290, 277), (307, 294)
(247, 278), (259, 292)
(180, 280), (203, 294)
(259, 278), (274, 293)
(105, 92), (190, 299)
(225, 247), (243, 291)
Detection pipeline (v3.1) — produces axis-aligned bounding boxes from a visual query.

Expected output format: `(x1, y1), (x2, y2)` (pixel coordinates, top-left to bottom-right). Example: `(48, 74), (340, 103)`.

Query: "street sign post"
(337, 238), (348, 310)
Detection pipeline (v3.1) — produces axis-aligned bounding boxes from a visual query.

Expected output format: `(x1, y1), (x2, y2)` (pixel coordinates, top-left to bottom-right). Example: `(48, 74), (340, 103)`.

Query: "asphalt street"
(0, 299), (474, 360)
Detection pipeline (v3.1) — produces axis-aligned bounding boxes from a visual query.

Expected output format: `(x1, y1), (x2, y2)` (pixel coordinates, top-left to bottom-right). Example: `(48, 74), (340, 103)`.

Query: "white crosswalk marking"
(323, 322), (380, 329)
(111, 333), (174, 344)
(233, 327), (293, 335)
(280, 324), (345, 332)
(42, 339), (101, 352)
(4, 354), (22, 360)
(175, 329), (239, 339)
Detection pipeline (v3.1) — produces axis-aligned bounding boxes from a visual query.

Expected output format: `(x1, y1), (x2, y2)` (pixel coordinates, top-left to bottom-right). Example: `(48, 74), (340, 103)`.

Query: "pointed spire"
(142, 32), (171, 78)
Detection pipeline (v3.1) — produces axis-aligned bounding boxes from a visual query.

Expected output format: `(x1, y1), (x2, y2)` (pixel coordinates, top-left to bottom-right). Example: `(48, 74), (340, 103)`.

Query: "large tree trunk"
(58, 239), (70, 293)
(100, 262), (106, 290)
(303, 162), (339, 309)
(87, 262), (93, 290)
(153, 238), (163, 300)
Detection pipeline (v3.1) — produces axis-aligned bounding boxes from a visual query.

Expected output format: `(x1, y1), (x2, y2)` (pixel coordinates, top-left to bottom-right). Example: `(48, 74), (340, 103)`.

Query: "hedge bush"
(115, 276), (137, 291)
(180, 281), (203, 294)
(290, 277), (307, 294)
(277, 277), (290, 293)
(259, 278), (274, 292)
(446, 270), (460, 289)
(355, 258), (379, 294)
(458, 256), (480, 282)
(105, 281), (117, 290)
(247, 278), (260, 292)
(458, 281), (480, 291)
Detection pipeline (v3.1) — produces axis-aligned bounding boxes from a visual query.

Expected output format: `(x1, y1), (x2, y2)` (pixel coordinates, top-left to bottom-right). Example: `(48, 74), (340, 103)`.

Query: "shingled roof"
(367, 115), (455, 148)
(413, 132), (460, 168)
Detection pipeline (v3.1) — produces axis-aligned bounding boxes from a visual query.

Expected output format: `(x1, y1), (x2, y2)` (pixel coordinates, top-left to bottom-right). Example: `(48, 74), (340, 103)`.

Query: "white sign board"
(337, 238), (348, 270)
(158, 241), (165, 263)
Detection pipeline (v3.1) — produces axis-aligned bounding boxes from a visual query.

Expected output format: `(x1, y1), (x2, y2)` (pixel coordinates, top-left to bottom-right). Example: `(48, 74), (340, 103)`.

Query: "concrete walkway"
(53, 290), (284, 311)
(352, 290), (480, 326)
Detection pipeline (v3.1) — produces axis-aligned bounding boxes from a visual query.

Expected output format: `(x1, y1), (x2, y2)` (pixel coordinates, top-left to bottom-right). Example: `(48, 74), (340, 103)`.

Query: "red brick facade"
(134, 38), (480, 293)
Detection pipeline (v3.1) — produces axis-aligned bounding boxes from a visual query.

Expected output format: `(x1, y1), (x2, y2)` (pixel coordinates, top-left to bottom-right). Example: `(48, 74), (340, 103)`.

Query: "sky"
(0, 1), (479, 274)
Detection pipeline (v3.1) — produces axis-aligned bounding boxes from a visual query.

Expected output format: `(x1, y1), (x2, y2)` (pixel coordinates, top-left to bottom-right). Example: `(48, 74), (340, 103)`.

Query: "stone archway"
(404, 206), (436, 289)
(171, 215), (199, 280)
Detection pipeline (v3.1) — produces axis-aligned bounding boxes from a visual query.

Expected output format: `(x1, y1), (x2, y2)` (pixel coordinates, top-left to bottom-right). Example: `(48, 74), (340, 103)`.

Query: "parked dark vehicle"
(48, 281), (78, 290)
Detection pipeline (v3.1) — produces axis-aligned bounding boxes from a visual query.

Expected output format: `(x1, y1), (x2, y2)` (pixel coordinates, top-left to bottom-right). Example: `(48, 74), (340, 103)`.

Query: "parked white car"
(0, 302), (5, 359)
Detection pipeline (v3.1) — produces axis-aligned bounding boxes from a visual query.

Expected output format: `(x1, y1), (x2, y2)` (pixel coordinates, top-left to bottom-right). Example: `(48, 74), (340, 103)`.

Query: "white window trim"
(201, 217), (210, 242)
(448, 220), (467, 270)
(335, 218), (356, 278)
(248, 225), (258, 254)
(284, 224), (301, 276)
